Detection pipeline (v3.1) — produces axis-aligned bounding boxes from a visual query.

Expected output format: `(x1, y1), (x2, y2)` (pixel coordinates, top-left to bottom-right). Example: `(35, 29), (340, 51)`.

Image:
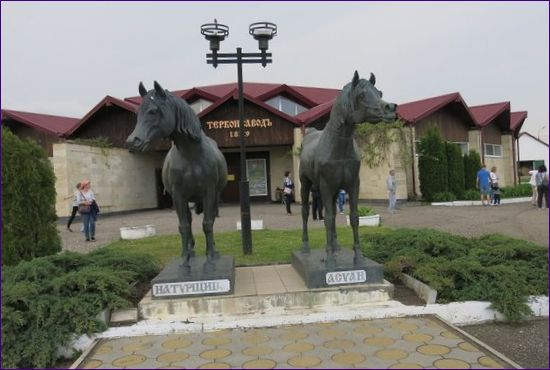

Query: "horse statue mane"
(127, 81), (228, 271)
(299, 71), (396, 266)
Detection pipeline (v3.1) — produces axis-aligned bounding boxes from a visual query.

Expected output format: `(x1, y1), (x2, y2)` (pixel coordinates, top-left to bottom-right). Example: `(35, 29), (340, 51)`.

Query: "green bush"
(1, 249), (161, 368)
(446, 142), (465, 199)
(361, 229), (548, 322)
(464, 150), (481, 190)
(357, 206), (376, 216)
(500, 184), (532, 198)
(2, 127), (61, 265)
(418, 127), (448, 201)
(432, 192), (457, 202)
(462, 189), (481, 200)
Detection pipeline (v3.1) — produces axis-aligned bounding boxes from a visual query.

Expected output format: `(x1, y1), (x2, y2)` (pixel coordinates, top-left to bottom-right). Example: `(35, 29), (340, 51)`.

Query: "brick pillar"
(501, 134), (514, 187)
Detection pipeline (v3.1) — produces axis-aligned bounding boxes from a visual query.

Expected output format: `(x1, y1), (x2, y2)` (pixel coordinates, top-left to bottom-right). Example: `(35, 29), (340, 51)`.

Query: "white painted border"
(432, 197), (531, 206)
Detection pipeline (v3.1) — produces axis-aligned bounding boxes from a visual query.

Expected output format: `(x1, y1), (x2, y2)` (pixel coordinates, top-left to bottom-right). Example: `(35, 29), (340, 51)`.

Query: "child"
(492, 183), (501, 206)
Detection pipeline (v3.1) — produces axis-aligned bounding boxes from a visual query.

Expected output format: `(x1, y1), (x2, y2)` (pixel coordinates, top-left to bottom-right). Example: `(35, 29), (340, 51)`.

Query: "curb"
(432, 197), (531, 206)
(61, 295), (549, 358)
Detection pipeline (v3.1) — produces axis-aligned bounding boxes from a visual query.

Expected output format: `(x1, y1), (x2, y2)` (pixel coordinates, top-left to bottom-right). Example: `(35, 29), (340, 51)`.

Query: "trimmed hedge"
(446, 142), (465, 199)
(1, 249), (161, 368)
(361, 229), (548, 322)
(464, 150), (482, 190)
(418, 127), (448, 201)
(2, 127), (61, 265)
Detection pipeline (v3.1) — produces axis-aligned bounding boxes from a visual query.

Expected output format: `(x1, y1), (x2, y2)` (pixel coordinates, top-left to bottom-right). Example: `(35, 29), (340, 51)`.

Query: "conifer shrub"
(361, 229), (548, 322)
(418, 127), (448, 201)
(2, 127), (61, 265)
(446, 142), (465, 198)
(464, 149), (481, 190)
(1, 249), (161, 368)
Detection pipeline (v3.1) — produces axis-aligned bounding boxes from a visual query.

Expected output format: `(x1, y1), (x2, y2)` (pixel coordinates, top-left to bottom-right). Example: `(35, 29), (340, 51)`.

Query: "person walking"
(535, 165), (549, 209)
(476, 164), (491, 206)
(77, 179), (97, 241)
(337, 189), (346, 214)
(311, 184), (324, 221)
(489, 166), (499, 205)
(283, 171), (294, 215)
(66, 182), (81, 231)
(386, 169), (397, 213)
(529, 169), (538, 206)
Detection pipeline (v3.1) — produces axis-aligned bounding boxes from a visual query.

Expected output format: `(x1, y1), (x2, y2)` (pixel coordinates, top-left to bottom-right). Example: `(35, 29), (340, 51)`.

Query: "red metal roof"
(1, 109), (80, 137)
(510, 111), (528, 130)
(469, 102), (510, 127)
(66, 96), (139, 136)
(125, 82), (340, 108)
(196, 88), (300, 126)
(397, 92), (469, 124)
(295, 99), (335, 125)
(510, 111), (528, 134)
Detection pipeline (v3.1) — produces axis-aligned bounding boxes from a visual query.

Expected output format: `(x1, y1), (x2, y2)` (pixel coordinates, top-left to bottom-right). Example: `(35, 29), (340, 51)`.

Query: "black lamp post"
(201, 20), (277, 255)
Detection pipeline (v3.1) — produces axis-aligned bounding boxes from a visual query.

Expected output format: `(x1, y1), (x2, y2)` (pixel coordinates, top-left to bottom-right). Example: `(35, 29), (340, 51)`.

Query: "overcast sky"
(1, 1), (548, 139)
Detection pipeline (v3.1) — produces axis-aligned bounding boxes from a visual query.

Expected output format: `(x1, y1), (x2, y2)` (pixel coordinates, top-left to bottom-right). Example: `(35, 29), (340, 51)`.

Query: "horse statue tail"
(194, 201), (204, 215)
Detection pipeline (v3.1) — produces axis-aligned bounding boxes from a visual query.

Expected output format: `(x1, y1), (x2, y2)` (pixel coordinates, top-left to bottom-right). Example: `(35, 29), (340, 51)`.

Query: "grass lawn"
(106, 226), (390, 267)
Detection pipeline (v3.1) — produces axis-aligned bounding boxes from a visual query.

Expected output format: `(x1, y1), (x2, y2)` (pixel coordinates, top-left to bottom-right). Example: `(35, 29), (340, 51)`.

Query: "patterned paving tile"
(76, 315), (517, 369)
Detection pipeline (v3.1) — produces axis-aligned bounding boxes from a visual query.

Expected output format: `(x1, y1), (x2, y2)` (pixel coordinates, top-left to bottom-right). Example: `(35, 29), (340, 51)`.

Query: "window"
(190, 98), (212, 114)
(265, 95), (307, 116)
(484, 143), (502, 157)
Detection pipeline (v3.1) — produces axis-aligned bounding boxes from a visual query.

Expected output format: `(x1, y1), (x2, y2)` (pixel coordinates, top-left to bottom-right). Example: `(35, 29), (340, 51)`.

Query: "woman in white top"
(77, 179), (97, 242)
(66, 182), (81, 231)
(529, 169), (538, 206)
(489, 167), (498, 205)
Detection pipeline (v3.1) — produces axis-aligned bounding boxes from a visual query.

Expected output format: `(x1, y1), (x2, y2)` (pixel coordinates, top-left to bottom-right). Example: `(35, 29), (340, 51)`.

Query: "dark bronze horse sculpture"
(127, 81), (227, 271)
(299, 71), (396, 265)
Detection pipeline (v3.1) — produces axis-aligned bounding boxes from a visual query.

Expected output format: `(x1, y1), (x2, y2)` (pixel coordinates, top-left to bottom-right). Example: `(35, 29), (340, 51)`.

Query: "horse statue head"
(126, 81), (202, 151)
(334, 71), (397, 127)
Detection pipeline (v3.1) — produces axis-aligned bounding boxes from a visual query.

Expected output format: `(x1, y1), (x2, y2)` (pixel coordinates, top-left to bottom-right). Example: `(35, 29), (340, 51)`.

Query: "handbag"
(78, 191), (91, 214)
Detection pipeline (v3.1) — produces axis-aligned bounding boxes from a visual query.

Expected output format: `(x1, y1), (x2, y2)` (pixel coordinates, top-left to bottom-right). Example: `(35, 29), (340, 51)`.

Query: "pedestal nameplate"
(292, 249), (383, 289)
(153, 279), (231, 297)
(151, 255), (235, 299)
(326, 270), (366, 285)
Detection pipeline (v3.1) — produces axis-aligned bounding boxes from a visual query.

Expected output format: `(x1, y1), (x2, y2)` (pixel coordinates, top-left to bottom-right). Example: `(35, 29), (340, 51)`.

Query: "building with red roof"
(2, 80), (529, 215)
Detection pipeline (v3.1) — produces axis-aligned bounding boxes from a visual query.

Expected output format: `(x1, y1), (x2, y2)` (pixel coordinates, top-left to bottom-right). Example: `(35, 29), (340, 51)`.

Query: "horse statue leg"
(348, 181), (364, 264)
(300, 176), (312, 253)
(321, 183), (339, 268)
(186, 205), (196, 257)
(202, 190), (220, 273)
(174, 199), (193, 270)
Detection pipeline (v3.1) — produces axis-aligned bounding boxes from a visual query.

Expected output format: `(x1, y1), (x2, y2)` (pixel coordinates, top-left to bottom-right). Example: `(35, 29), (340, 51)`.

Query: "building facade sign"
(201, 100), (294, 148)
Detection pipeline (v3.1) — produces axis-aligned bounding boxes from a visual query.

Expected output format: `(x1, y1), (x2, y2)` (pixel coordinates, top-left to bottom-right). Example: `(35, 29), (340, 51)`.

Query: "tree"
(2, 127), (61, 265)
(446, 142), (465, 198)
(418, 127), (448, 201)
(464, 149), (482, 190)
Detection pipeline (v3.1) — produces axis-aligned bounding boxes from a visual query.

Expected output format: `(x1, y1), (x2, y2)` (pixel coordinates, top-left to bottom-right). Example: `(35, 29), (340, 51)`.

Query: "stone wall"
(53, 143), (165, 217)
(485, 134), (514, 187)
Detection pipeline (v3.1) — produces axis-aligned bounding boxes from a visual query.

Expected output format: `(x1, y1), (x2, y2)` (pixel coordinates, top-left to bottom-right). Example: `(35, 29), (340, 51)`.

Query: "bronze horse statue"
(127, 81), (227, 271)
(299, 71), (396, 266)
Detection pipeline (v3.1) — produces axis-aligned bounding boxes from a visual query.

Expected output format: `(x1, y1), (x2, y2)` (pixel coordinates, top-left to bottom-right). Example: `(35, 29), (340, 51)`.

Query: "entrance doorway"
(222, 151), (271, 203)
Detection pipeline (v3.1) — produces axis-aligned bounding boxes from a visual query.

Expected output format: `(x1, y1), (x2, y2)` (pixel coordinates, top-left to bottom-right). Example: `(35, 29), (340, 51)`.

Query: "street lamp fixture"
(201, 20), (277, 255)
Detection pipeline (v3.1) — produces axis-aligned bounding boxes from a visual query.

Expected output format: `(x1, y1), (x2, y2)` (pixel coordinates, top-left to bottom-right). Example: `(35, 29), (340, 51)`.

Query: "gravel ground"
(58, 201), (549, 368)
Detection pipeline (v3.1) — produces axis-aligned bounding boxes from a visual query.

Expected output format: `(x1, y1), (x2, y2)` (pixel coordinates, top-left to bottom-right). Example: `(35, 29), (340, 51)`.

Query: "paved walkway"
(75, 315), (515, 369)
(59, 201), (548, 253)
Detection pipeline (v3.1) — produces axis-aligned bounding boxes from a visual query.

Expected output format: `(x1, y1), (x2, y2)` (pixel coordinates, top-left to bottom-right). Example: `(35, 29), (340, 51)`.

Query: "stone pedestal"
(292, 249), (383, 289)
(151, 256), (235, 299)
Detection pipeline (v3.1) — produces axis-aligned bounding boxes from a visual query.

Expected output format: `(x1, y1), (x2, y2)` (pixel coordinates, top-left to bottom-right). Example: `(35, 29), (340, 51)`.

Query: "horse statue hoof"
(203, 260), (216, 274)
(301, 243), (311, 254)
